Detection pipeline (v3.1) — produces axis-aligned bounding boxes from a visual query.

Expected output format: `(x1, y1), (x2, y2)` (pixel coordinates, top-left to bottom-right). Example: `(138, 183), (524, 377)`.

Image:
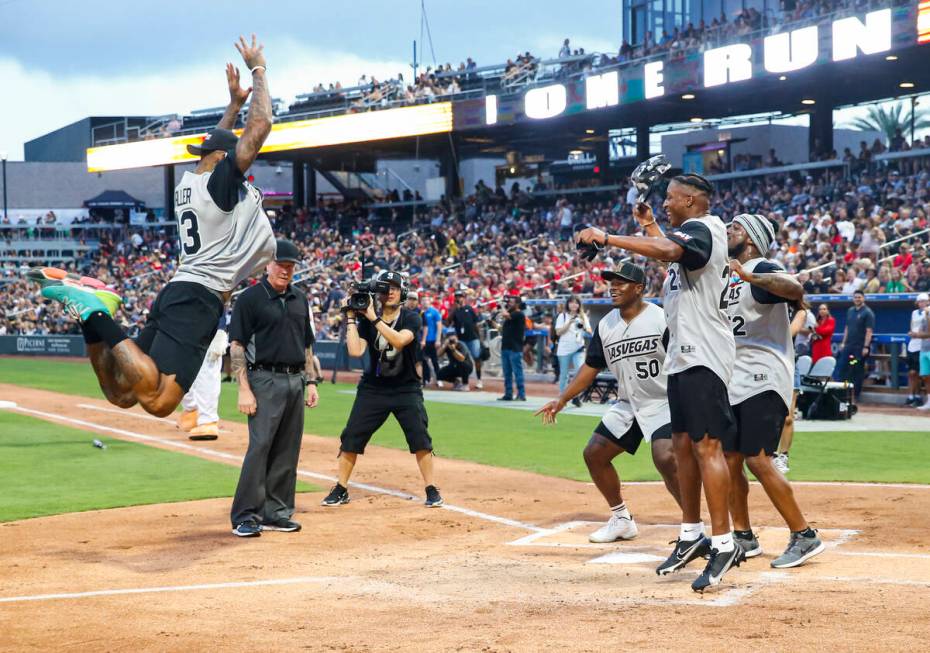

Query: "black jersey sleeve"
(206, 155), (245, 212)
(749, 261), (791, 305)
(584, 326), (607, 370)
(666, 221), (713, 271)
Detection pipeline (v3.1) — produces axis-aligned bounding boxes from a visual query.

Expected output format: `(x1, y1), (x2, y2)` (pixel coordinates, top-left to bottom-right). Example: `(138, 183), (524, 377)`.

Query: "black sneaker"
(656, 536), (711, 576)
(424, 485), (444, 507)
(497, 396), (514, 401)
(321, 484), (350, 506)
(571, 397), (583, 407)
(734, 531), (762, 558)
(516, 396), (527, 402)
(262, 518), (302, 532)
(691, 544), (747, 593)
(232, 520), (262, 537)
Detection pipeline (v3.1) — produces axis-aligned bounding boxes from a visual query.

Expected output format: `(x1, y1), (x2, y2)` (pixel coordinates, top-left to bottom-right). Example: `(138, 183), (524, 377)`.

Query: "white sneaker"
(918, 400), (930, 411)
(436, 381), (444, 389)
(773, 452), (790, 474)
(588, 514), (638, 543)
(475, 380), (483, 390)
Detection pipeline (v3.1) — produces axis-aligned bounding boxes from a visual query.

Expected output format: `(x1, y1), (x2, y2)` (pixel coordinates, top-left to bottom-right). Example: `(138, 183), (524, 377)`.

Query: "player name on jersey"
(604, 335), (662, 363)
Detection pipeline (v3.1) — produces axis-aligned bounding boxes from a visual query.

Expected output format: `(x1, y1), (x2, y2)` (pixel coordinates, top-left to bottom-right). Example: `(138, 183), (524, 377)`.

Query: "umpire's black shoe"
(321, 484), (350, 506)
(232, 520), (262, 538)
(424, 485), (444, 507)
(691, 544), (746, 593)
(656, 536), (711, 576)
(497, 396), (514, 401)
(263, 518), (302, 532)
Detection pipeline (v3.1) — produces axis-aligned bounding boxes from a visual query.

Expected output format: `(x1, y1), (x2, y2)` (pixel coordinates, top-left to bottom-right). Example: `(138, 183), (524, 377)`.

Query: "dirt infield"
(1, 385), (929, 652)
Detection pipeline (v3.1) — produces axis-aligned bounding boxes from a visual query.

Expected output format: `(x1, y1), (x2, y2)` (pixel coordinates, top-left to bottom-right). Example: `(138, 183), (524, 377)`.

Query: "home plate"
(0, 401), (17, 409)
(588, 551), (666, 565)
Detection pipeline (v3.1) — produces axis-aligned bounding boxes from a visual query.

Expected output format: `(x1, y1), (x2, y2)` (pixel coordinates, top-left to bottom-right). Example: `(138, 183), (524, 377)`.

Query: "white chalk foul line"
(0, 576), (341, 604)
(13, 403), (542, 534)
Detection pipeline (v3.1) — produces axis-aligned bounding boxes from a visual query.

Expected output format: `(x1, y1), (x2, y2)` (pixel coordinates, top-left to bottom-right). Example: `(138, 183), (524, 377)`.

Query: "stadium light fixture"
(681, 93), (696, 100)
(801, 99), (816, 105)
(585, 129), (595, 134)
(899, 82), (915, 89)
(689, 117), (703, 123)
(885, 55), (898, 61)
(779, 75), (788, 81)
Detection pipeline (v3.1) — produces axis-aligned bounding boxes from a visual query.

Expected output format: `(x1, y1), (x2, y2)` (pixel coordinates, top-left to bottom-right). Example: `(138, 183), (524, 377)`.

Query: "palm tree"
(846, 102), (930, 144)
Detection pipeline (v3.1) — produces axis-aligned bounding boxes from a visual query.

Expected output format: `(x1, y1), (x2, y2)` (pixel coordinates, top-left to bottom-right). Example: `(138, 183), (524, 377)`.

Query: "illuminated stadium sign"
(86, 102), (453, 172)
(452, 7), (921, 128)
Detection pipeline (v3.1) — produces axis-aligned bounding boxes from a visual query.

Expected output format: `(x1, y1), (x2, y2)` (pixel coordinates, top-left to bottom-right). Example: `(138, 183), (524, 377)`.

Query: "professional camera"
(343, 279), (391, 312)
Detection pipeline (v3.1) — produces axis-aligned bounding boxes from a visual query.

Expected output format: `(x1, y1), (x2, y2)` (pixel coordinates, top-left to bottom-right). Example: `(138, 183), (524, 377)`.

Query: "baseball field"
(2, 357), (929, 651)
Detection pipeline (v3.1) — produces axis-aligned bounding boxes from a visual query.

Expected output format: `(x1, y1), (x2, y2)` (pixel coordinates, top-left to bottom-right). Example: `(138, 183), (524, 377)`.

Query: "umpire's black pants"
(231, 370), (305, 526)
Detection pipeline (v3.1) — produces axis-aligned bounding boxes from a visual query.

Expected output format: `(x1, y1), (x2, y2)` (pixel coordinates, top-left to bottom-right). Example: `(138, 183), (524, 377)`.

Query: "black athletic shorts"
(907, 350), (920, 373)
(340, 384), (433, 454)
(667, 365), (736, 443)
(725, 391), (788, 457)
(593, 419), (672, 455)
(134, 281), (224, 393)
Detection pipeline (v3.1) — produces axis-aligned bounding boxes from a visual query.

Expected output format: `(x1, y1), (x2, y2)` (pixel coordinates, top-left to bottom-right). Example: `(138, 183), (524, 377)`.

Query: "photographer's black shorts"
(667, 366), (736, 443)
(340, 384), (433, 455)
(133, 281), (224, 393)
(724, 391), (788, 457)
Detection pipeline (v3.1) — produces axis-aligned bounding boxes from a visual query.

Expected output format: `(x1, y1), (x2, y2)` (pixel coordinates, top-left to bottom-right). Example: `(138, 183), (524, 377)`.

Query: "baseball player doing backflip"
(27, 35), (275, 417)
(724, 214), (825, 567)
(536, 262), (681, 543)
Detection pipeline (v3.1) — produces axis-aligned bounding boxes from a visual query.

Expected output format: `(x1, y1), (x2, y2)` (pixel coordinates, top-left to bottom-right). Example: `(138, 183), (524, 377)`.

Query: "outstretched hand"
(234, 33), (266, 70)
(226, 63), (252, 106)
(575, 226), (606, 246)
(534, 400), (564, 425)
(729, 258), (753, 282)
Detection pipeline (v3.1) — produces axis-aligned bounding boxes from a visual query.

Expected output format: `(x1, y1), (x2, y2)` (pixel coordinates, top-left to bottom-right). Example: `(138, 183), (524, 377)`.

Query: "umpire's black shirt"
(229, 275), (314, 367)
(358, 308), (423, 391)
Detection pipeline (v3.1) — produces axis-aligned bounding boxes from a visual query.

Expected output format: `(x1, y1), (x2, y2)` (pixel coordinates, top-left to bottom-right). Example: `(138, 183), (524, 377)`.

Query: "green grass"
(1, 357), (929, 484)
(0, 410), (317, 522)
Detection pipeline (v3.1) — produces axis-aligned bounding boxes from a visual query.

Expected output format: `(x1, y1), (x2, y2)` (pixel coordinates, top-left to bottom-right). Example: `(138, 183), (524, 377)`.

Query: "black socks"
(79, 321), (103, 345)
(84, 311), (128, 349)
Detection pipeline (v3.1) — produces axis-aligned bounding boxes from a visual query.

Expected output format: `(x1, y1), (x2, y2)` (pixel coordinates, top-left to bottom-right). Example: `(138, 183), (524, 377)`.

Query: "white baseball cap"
(918, 293), (929, 302)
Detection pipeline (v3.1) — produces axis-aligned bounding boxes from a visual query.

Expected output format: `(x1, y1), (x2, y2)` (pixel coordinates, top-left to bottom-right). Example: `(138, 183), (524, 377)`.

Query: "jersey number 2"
(179, 210), (202, 255)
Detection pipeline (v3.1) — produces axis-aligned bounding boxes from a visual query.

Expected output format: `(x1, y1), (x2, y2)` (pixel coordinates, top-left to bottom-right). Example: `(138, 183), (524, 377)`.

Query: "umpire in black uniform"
(320, 270), (443, 508)
(228, 239), (319, 537)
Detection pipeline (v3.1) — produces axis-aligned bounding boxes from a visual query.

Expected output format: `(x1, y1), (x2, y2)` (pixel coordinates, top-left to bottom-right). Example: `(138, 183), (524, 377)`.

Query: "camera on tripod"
(343, 279), (391, 312)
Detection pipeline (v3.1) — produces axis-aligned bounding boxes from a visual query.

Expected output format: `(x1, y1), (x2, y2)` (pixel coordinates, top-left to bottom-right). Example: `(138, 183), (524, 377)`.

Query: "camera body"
(345, 279), (391, 312)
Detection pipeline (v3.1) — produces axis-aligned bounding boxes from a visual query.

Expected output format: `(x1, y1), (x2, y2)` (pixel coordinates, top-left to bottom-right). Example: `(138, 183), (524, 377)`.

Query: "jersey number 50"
(179, 210), (202, 256)
(635, 359), (661, 379)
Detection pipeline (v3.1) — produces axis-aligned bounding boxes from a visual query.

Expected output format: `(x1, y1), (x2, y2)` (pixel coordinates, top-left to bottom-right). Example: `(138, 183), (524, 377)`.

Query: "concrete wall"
(459, 158), (506, 195)
(374, 159), (440, 196)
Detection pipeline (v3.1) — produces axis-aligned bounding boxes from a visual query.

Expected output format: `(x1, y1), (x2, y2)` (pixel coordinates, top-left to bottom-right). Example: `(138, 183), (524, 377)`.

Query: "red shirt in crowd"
(812, 316), (835, 362)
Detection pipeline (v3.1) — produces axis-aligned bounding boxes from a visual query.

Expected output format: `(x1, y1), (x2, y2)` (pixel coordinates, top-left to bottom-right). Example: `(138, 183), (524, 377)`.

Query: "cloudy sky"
(0, 0), (621, 159)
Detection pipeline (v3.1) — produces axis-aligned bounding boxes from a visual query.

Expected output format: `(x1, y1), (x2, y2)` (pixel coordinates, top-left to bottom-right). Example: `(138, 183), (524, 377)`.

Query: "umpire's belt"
(248, 362), (303, 375)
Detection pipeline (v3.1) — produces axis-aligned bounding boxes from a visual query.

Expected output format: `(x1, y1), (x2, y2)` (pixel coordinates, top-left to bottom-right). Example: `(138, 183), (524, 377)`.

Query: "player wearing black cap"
(31, 35), (275, 419)
(537, 263), (680, 544)
(323, 270), (443, 508)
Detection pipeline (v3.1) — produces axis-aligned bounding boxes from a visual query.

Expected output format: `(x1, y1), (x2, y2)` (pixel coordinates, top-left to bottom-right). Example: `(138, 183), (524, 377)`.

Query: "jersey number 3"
(179, 210), (202, 255)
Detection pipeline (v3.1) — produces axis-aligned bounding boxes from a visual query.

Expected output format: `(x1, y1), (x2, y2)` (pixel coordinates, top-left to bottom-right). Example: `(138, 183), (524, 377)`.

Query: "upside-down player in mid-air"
(27, 35), (276, 417)
(536, 263), (681, 544)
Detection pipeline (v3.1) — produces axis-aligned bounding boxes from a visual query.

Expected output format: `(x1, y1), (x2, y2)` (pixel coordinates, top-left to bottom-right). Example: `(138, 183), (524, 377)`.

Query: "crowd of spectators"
(3, 151), (929, 340)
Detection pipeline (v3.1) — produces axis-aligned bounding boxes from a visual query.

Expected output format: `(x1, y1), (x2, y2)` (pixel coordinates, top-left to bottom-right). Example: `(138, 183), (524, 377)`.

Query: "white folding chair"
(796, 355), (812, 378)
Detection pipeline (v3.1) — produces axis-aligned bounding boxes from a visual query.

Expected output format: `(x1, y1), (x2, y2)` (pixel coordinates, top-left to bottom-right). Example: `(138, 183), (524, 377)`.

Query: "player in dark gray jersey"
(577, 173), (743, 593)
(725, 214), (825, 568)
(30, 35), (275, 417)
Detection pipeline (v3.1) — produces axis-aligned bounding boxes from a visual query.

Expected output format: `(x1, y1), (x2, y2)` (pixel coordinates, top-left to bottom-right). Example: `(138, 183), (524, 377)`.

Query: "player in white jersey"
(31, 35), (276, 417)
(536, 263), (680, 544)
(725, 214), (825, 568)
(577, 173), (742, 593)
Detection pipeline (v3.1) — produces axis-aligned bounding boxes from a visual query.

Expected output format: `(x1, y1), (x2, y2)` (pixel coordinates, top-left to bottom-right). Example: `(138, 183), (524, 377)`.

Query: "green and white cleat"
(27, 266), (122, 317)
(41, 285), (120, 321)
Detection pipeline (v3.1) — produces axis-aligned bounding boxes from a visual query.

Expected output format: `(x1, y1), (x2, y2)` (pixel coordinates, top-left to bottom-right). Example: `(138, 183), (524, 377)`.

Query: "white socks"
(610, 503), (631, 520)
(711, 532), (735, 553)
(680, 522), (704, 540)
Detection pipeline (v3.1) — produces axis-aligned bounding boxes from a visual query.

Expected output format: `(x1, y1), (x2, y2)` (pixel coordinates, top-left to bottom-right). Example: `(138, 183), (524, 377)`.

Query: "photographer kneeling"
(322, 270), (443, 508)
(437, 332), (473, 390)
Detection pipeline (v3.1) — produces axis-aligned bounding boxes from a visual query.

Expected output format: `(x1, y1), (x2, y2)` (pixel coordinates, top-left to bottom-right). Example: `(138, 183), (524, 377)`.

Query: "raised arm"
(577, 226), (684, 262)
(233, 34), (272, 174)
(217, 63), (251, 130)
(730, 259), (804, 301)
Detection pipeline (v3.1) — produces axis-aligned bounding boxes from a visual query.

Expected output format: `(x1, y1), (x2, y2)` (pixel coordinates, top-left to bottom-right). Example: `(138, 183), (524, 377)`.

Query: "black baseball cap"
(187, 128), (239, 156)
(602, 262), (646, 285)
(377, 270), (405, 288)
(275, 239), (300, 263)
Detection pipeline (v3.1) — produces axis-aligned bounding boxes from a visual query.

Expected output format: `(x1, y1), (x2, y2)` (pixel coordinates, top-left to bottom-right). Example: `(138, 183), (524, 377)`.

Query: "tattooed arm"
(230, 340), (256, 416)
(731, 259), (804, 301)
(303, 345), (319, 408)
(233, 34), (272, 174)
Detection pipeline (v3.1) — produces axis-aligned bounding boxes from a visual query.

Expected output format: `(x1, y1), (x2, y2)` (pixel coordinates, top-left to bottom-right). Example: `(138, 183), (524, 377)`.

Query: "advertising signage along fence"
(455, 6), (921, 129)
(0, 335), (86, 356)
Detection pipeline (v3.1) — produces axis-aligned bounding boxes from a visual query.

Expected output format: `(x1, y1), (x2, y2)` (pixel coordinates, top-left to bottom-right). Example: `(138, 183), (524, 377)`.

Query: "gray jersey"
(171, 158), (276, 293)
(726, 257), (794, 408)
(586, 302), (671, 441)
(661, 214), (735, 385)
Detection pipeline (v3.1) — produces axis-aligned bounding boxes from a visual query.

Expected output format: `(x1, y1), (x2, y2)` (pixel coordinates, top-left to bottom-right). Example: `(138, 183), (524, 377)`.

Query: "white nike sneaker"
(773, 452), (790, 474)
(589, 514), (638, 543)
(475, 380), (483, 389)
